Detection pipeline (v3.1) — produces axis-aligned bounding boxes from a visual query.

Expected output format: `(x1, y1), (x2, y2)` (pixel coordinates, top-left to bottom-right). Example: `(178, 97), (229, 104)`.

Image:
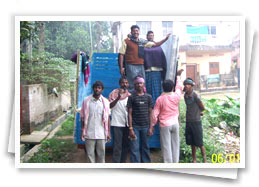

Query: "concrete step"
(21, 131), (49, 144)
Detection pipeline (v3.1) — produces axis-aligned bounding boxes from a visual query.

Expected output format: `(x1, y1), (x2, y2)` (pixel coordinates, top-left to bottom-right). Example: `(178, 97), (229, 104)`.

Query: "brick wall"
(21, 84), (71, 134)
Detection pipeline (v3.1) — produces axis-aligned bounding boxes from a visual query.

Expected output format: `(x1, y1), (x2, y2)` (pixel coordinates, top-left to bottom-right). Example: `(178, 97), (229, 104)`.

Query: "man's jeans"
(112, 127), (129, 163)
(129, 127), (151, 163)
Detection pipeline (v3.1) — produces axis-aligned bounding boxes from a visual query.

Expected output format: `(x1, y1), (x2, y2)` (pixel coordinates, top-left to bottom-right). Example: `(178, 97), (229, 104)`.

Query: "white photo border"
(15, 16), (245, 168)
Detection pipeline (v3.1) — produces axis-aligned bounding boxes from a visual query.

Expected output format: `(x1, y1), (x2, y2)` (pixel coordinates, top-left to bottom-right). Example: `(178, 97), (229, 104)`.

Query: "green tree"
(20, 21), (114, 92)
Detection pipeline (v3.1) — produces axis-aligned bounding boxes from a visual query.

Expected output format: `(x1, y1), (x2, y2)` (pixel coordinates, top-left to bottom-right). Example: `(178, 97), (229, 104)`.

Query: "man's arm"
(128, 108), (133, 129)
(198, 100), (205, 111)
(149, 107), (153, 127)
(153, 33), (171, 47)
(148, 107), (154, 136)
(147, 95), (154, 136)
(107, 117), (111, 142)
(119, 54), (125, 75)
(128, 108), (136, 139)
(196, 94), (205, 112)
(174, 69), (184, 101)
(109, 89), (122, 108)
(118, 39), (127, 75)
(80, 119), (84, 140)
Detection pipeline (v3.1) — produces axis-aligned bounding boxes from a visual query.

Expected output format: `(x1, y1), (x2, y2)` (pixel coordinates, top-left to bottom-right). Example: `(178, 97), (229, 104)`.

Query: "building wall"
(21, 84), (71, 134)
(30, 84), (47, 129)
(175, 21), (239, 46)
(179, 51), (232, 76)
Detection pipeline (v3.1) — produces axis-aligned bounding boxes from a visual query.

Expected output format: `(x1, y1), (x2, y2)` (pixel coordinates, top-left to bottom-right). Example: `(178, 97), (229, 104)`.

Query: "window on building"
(136, 21), (151, 37)
(208, 26), (216, 35)
(209, 62), (219, 74)
(162, 21), (173, 36)
(186, 25), (216, 35)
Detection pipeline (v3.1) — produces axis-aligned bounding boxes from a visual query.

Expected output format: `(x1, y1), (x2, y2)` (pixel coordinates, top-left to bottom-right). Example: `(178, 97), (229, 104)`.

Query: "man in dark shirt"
(127, 75), (153, 163)
(183, 78), (207, 163)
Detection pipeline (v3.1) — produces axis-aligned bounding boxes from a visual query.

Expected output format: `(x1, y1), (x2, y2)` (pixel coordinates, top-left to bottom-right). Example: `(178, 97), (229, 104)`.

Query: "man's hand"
(147, 127), (154, 136)
(166, 33), (171, 40)
(107, 134), (111, 142)
(177, 69), (184, 76)
(118, 88), (123, 99)
(120, 68), (125, 75)
(80, 131), (83, 140)
(128, 129), (137, 140)
(200, 111), (204, 116)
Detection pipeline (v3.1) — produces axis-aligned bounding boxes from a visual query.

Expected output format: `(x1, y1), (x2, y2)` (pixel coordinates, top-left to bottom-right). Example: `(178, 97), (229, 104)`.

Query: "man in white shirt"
(109, 76), (131, 163)
(80, 81), (111, 163)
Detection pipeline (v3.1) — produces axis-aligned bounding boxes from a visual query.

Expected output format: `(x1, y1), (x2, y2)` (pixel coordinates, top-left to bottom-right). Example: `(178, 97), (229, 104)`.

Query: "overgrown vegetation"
(28, 139), (77, 163)
(179, 95), (240, 163)
(28, 116), (76, 163)
(55, 115), (75, 137)
(203, 95), (240, 136)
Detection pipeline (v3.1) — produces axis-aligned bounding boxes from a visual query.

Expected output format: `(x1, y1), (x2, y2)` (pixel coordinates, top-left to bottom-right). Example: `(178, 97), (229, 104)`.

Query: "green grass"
(27, 116), (77, 163)
(28, 138), (77, 163)
(55, 115), (75, 137)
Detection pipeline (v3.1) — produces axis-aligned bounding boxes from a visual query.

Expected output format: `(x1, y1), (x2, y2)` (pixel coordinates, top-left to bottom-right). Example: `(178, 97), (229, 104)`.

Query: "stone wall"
(21, 84), (72, 134)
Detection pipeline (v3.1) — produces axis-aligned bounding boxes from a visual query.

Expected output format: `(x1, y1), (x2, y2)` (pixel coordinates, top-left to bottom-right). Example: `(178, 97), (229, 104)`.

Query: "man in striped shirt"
(127, 75), (153, 163)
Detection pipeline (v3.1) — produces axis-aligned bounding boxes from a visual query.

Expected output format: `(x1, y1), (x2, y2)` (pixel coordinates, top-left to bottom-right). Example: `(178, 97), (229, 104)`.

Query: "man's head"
(119, 76), (129, 90)
(92, 80), (104, 97)
(146, 31), (154, 41)
(130, 25), (140, 39)
(162, 79), (174, 92)
(183, 78), (195, 93)
(134, 75), (145, 92)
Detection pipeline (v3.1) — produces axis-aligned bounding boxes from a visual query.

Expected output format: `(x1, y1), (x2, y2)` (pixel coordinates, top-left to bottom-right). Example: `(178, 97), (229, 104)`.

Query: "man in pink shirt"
(148, 69), (184, 163)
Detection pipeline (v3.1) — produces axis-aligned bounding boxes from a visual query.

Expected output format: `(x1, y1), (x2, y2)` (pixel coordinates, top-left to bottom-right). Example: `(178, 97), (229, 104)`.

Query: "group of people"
(80, 25), (207, 163)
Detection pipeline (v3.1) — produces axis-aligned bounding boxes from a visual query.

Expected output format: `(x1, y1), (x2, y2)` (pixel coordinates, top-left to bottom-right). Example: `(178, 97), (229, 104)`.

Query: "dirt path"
(57, 136), (162, 163)
(201, 90), (240, 99)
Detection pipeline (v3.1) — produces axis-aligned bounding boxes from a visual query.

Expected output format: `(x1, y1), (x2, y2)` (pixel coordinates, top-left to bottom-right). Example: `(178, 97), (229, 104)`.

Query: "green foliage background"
(179, 95), (240, 163)
(20, 21), (114, 92)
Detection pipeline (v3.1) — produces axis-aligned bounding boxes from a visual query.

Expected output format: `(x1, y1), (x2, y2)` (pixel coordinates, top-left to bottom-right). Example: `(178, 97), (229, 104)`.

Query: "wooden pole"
(75, 50), (80, 111)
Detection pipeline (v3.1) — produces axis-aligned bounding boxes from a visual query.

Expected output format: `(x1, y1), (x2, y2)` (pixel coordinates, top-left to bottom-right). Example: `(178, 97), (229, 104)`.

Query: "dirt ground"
(64, 137), (162, 163)
(200, 89), (240, 99)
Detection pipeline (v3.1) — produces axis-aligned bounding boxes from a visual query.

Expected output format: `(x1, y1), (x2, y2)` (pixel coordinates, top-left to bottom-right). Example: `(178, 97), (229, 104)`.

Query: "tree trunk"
(39, 22), (45, 54)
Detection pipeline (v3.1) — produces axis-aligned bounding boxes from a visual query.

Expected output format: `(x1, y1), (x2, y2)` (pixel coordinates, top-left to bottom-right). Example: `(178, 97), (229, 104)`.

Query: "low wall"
(21, 84), (72, 134)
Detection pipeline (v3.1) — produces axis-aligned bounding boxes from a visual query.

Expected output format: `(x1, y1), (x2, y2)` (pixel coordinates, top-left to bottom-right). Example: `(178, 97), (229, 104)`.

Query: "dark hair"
(92, 80), (104, 90)
(131, 25), (140, 31)
(162, 80), (174, 92)
(183, 78), (195, 86)
(119, 76), (128, 84)
(146, 31), (154, 36)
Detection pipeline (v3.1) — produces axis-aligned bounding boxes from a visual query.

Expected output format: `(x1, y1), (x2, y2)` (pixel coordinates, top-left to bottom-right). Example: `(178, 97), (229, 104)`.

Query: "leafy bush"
(21, 51), (76, 93)
(203, 95), (240, 136)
